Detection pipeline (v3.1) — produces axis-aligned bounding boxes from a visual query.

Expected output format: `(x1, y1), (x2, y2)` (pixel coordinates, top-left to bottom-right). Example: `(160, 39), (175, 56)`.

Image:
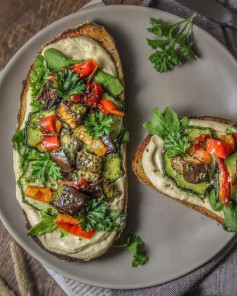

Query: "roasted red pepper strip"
(60, 178), (89, 190)
(193, 134), (212, 148)
(206, 139), (234, 159)
(68, 94), (82, 102)
(99, 99), (124, 118)
(221, 134), (235, 151)
(83, 82), (103, 107)
(56, 214), (95, 239)
(41, 114), (57, 135)
(42, 135), (59, 151)
(71, 60), (98, 79)
(186, 144), (211, 164)
(25, 185), (52, 203)
(216, 156), (231, 206)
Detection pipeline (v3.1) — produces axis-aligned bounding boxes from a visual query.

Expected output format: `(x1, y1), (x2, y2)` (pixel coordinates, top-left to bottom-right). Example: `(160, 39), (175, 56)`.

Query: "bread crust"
(15, 22), (126, 261)
(132, 116), (237, 226)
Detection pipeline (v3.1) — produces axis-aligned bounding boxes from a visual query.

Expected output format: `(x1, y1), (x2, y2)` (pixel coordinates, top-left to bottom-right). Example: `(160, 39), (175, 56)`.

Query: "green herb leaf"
(165, 132), (190, 157)
(114, 234), (148, 267)
(208, 189), (224, 212)
(121, 131), (130, 143)
(77, 198), (126, 232)
(29, 55), (50, 111)
(227, 126), (234, 134)
(93, 69), (124, 96)
(44, 48), (83, 73)
(27, 211), (58, 236)
(31, 154), (62, 182)
(147, 13), (198, 73)
(143, 107), (190, 157)
(12, 129), (43, 170)
(59, 228), (68, 238)
(50, 68), (86, 100)
(223, 202), (237, 232)
(84, 112), (113, 140)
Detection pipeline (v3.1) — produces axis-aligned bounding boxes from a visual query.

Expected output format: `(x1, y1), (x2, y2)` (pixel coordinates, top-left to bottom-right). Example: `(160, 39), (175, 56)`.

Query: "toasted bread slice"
(14, 22), (127, 261)
(132, 116), (237, 225)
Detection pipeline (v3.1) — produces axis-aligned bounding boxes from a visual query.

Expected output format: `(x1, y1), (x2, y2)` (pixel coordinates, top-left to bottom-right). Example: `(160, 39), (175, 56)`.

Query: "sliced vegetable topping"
(25, 185), (52, 203)
(41, 114), (57, 135)
(99, 98), (124, 118)
(216, 156), (231, 207)
(71, 59), (98, 79)
(56, 214), (95, 239)
(206, 139), (234, 159)
(83, 82), (103, 107)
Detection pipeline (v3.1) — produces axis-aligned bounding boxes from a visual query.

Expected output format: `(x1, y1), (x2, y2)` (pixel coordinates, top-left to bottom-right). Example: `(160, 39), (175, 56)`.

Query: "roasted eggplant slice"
(76, 150), (102, 182)
(57, 102), (87, 129)
(102, 179), (120, 200)
(49, 149), (72, 173)
(51, 185), (89, 217)
(37, 80), (58, 109)
(101, 135), (116, 154)
(85, 180), (104, 198)
(60, 128), (81, 165)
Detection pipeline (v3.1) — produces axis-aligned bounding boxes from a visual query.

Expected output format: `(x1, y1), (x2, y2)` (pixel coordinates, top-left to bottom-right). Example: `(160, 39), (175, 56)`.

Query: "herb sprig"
(147, 13), (198, 73)
(113, 234), (148, 267)
(31, 154), (62, 182)
(77, 198), (126, 232)
(143, 107), (190, 157)
(29, 55), (50, 111)
(84, 112), (113, 140)
(51, 68), (86, 100)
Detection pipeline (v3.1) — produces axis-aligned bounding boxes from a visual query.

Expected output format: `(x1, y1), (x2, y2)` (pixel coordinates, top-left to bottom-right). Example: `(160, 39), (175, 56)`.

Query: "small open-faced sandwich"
(133, 107), (237, 232)
(12, 23), (128, 261)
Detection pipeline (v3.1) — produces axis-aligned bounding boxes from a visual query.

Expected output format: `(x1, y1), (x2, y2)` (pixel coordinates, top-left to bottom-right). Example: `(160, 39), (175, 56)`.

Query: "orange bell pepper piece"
(74, 126), (107, 157)
(206, 138), (234, 159)
(56, 214), (95, 239)
(25, 185), (52, 203)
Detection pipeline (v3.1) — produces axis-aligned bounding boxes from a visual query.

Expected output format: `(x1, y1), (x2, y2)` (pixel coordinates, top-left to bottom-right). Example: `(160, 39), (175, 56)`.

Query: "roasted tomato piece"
(193, 134), (212, 148)
(83, 83), (103, 107)
(186, 144), (211, 164)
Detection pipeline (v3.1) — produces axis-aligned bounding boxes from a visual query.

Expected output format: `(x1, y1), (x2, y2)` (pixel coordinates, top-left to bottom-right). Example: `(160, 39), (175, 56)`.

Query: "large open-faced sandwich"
(12, 23), (128, 261)
(133, 107), (237, 232)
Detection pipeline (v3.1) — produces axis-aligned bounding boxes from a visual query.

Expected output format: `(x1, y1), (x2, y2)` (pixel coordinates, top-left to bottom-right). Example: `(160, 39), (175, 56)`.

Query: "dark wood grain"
(0, 0), (140, 295)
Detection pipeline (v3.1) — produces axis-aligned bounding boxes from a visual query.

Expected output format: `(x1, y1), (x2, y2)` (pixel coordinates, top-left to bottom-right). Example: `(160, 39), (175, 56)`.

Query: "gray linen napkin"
(44, 1), (237, 295)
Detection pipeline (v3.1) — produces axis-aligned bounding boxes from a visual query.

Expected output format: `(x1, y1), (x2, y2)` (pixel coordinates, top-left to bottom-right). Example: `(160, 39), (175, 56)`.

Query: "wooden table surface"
(0, 1), (141, 295)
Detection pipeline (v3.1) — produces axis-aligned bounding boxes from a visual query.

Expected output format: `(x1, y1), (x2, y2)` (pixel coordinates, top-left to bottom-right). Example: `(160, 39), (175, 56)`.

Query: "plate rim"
(0, 4), (237, 289)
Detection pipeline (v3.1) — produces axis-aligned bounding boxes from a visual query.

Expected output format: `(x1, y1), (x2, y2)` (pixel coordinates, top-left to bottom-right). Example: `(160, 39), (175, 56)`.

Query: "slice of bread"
(14, 22), (127, 261)
(132, 116), (237, 225)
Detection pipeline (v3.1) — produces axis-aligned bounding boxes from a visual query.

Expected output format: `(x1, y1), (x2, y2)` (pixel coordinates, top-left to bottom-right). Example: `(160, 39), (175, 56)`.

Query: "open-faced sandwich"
(133, 107), (237, 232)
(12, 23), (128, 261)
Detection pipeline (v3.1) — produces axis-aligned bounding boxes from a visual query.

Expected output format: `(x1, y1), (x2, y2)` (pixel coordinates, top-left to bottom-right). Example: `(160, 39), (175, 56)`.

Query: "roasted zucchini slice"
(101, 153), (123, 181)
(24, 109), (55, 152)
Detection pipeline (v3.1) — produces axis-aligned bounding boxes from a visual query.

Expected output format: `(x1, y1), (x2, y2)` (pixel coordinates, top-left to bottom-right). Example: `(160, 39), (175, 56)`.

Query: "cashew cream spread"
(142, 119), (237, 220)
(13, 37), (126, 261)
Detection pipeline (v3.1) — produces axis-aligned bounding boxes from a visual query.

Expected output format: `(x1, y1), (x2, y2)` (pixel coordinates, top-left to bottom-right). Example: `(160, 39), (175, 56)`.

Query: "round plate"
(0, 5), (237, 290)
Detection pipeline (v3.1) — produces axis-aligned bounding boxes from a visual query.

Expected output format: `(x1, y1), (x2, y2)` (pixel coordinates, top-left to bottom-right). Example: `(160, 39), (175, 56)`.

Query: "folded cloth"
(44, 1), (237, 295)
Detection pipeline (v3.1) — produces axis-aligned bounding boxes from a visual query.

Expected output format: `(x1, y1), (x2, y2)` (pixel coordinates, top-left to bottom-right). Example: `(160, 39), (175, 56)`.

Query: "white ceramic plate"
(0, 5), (237, 289)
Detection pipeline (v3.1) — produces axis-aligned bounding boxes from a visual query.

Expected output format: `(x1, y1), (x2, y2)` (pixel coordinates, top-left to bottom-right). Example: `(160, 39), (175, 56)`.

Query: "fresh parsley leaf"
(84, 112), (113, 140)
(59, 228), (68, 238)
(29, 55), (50, 111)
(12, 129), (43, 170)
(27, 211), (58, 236)
(227, 126), (234, 134)
(114, 234), (148, 267)
(165, 132), (190, 158)
(223, 202), (237, 232)
(147, 13), (198, 73)
(50, 68), (86, 100)
(31, 154), (62, 182)
(77, 198), (126, 232)
(143, 107), (190, 157)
